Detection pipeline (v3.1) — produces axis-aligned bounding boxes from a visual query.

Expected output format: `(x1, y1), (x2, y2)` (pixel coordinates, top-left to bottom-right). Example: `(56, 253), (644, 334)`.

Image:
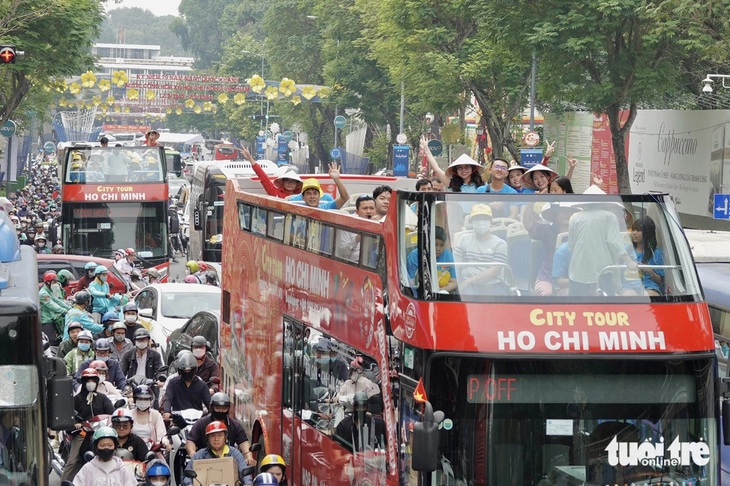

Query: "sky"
(107, 0), (182, 17)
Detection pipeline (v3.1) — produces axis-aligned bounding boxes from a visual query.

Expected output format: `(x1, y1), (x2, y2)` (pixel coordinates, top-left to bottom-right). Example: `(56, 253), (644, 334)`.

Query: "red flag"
(413, 378), (428, 404)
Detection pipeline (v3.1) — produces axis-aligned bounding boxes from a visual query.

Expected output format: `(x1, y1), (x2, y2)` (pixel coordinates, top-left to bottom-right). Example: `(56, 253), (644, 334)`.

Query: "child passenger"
(624, 216), (664, 296)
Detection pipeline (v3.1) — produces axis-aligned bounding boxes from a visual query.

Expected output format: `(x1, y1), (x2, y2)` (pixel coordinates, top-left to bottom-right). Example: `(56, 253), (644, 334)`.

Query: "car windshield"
(160, 291), (220, 319)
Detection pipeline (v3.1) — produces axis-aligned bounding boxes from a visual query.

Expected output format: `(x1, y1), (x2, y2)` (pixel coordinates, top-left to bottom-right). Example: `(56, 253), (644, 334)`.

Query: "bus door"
(282, 319), (303, 485)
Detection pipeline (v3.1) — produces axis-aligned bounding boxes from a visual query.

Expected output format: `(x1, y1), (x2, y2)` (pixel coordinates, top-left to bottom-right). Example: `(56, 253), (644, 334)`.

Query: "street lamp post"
(475, 126), (485, 164)
(242, 50), (267, 128)
(701, 74), (730, 94)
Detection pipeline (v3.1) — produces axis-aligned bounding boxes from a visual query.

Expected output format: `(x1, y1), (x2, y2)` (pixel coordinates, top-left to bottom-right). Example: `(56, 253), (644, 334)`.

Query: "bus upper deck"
(220, 182), (719, 486)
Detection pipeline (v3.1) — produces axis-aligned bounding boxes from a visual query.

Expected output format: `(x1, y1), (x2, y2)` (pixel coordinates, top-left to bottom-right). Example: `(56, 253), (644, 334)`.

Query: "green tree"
(486, 0), (730, 193)
(0, 0), (103, 125)
(99, 8), (189, 56)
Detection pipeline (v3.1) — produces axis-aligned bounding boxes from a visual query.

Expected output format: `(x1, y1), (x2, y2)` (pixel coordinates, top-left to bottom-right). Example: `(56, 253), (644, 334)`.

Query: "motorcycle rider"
(182, 421), (248, 486)
(75, 261), (98, 293)
(61, 369), (114, 481)
(121, 302), (145, 340)
(56, 268), (75, 297)
(121, 328), (163, 381)
(145, 460), (172, 486)
(73, 426), (136, 486)
(94, 310), (119, 340)
(75, 338), (126, 388)
(185, 392), (254, 463)
(190, 335), (220, 393)
(260, 455), (288, 486)
(110, 321), (134, 361)
(110, 408), (149, 462)
(146, 267), (161, 285)
(114, 247), (137, 286)
(65, 330), (95, 376)
(88, 265), (122, 322)
(57, 321), (83, 360)
(162, 352), (210, 419)
(252, 473), (278, 486)
(84, 359), (123, 398)
(39, 270), (72, 345)
(129, 385), (168, 448)
(64, 290), (103, 340)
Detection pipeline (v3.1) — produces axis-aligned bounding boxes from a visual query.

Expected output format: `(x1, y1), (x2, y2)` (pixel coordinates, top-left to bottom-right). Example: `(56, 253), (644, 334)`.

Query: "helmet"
(125, 248), (135, 256)
(43, 270), (58, 283)
(52, 244), (65, 253)
(34, 234), (47, 242)
(56, 269), (73, 285)
(74, 290), (91, 305)
(147, 268), (160, 279)
(205, 421), (227, 435)
(253, 473), (279, 486)
(197, 261), (208, 272)
(210, 392), (231, 408)
(94, 265), (109, 276)
(111, 321), (127, 332)
(191, 335), (209, 349)
(92, 426), (118, 446)
(133, 384), (153, 400)
(133, 328), (151, 340)
(177, 352), (197, 372)
(260, 454), (287, 473)
(183, 275), (198, 284)
(77, 330), (93, 342)
(89, 359), (108, 372)
(185, 261), (199, 273)
(102, 311), (120, 323)
(84, 262), (98, 271)
(111, 408), (134, 424)
(80, 368), (100, 381)
(146, 460), (171, 479)
(67, 321), (84, 332)
(115, 249), (125, 260)
(95, 338), (111, 351)
(123, 303), (138, 313)
(353, 391), (369, 412)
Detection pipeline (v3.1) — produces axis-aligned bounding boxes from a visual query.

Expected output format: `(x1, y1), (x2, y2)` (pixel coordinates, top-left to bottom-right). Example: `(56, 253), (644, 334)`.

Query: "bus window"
(307, 221), (333, 256)
(237, 202), (251, 231)
(285, 215), (308, 249)
(361, 234), (380, 269)
(334, 228), (360, 263)
(267, 211), (285, 241)
(252, 207), (267, 236)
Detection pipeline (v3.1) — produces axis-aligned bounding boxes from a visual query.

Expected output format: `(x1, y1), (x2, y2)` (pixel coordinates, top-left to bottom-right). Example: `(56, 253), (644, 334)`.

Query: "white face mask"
(125, 315), (137, 324)
(151, 482), (167, 486)
(85, 382), (97, 392)
(192, 348), (206, 359)
(98, 375), (106, 383)
(472, 220), (491, 235)
(136, 341), (148, 350)
(135, 400), (151, 411)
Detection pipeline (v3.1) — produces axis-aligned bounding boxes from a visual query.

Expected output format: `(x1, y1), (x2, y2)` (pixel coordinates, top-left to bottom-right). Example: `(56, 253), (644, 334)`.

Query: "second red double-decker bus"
(219, 178), (723, 485)
(60, 146), (170, 277)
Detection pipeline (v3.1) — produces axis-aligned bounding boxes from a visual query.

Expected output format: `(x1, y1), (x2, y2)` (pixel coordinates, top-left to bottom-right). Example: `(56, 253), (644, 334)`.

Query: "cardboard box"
(192, 457), (238, 486)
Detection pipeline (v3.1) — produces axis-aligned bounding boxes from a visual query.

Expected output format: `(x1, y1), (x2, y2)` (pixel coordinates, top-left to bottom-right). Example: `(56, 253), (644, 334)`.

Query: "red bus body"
(220, 182), (720, 485)
(214, 143), (239, 161)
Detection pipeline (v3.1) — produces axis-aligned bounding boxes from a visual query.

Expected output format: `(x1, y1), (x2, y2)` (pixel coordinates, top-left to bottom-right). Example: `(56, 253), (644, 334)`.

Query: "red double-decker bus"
(60, 146), (170, 277)
(219, 180), (723, 485)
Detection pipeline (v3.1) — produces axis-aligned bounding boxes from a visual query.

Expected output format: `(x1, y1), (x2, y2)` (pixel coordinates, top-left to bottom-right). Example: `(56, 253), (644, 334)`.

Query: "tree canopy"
(99, 8), (189, 56)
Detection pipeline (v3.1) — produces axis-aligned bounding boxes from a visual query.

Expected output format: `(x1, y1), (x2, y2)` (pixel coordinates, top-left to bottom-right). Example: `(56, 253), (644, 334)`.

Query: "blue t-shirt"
(521, 188), (536, 194)
(447, 182), (483, 193)
(626, 245), (664, 292)
(406, 248), (456, 281)
(289, 193), (334, 202)
(318, 199), (338, 210)
(552, 242), (572, 279)
(476, 184), (518, 218)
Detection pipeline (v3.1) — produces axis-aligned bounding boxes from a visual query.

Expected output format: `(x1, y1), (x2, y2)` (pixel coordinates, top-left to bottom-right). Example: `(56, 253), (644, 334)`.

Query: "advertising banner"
(393, 145), (410, 177)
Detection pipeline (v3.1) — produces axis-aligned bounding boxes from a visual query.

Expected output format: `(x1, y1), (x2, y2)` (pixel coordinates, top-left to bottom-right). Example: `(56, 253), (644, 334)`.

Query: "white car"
(133, 283), (221, 353)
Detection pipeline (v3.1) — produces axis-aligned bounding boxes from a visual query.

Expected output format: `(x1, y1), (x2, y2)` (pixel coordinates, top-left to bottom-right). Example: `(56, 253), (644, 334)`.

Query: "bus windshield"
(419, 356), (715, 485)
(64, 146), (165, 183)
(400, 193), (702, 303)
(62, 202), (169, 259)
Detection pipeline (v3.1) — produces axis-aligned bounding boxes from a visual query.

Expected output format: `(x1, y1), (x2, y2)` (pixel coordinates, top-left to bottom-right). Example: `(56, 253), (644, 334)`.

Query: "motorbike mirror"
(242, 465), (256, 477)
(83, 451), (95, 463)
(114, 449), (134, 460)
(144, 451), (157, 462)
(167, 426), (181, 437)
(156, 374), (167, 383)
(184, 469), (198, 479)
(113, 398), (126, 409)
(249, 443), (262, 453)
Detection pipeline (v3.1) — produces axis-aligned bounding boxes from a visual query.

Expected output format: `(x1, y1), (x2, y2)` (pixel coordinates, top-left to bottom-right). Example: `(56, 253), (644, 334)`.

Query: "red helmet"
(89, 360), (108, 372)
(125, 248), (136, 256)
(80, 368), (100, 381)
(43, 270), (58, 283)
(205, 421), (228, 435)
(197, 261), (208, 272)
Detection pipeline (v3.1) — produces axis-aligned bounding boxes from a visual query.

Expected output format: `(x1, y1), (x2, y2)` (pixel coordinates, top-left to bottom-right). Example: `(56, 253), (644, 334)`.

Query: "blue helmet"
(94, 265), (109, 276)
(102, 311), (120, 323)
(253, 473), (278, 486)
(84, 261), (98, 271)
(146, 460), (171, 480)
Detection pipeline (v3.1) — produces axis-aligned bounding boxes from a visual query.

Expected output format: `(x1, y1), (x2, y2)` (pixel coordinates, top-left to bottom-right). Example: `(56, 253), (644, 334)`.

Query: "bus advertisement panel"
(60, 146), (170, 275)
(219, 178), (719, 485)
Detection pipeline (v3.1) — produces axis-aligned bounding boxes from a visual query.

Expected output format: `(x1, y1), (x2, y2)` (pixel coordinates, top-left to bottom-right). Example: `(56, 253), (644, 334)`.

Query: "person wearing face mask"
(121, 328), (163, 383)
(121, 302), (145, 341)
(110, 408), (149, 462)
(58, 321), (84, 359)
(39, 270), (72, 345)
(75, 339), (127, 389)
(129, 385), (168, 447)
(61, 369), (114, 482)
(75, 261), (98, 293)
(162, 352), (211, 419)
(63, 291), (103, 341)
(73, 427), (136, 486)
(83, 359), (122, 398)
(338, 356), (380, 401)
(110, 321), (134, 361)
(453, 204), (510, 297)
(65, 330), (96, 376)
(88, 265), (123, 323)
(93, 311), (119, 341)
(190, 336), (220, 393)
(34, 234), (51, 254)
(185, 392), (253, 462)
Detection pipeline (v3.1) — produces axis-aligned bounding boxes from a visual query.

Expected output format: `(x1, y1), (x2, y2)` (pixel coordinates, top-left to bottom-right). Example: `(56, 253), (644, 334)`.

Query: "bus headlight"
(209, 234), (223, 244)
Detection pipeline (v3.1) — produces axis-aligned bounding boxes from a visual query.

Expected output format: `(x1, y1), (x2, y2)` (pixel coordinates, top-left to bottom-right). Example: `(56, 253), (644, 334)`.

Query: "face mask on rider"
(135, 399), (151, 411)
(98, 374), (106, 383)
(99, 275), (107, 282)
(135, 340), (148, 350)
(85, 381), (97, 392)
(78, 342), (91, 352)
(150, 482), (167, 486)
(192, 348), (206, 359)
(472, 220), (492, 235)
(113, 333), (126, 343)
(180, 369), (195, 381)
(95, 448), (115, 461)
(125, 315), (137, 324)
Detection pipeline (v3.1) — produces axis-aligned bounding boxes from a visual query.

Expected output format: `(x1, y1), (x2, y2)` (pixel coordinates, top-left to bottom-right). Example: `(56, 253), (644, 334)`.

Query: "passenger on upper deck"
(67, 152), (86, 183)
(421, 136), (485, 192)
(407, 226), (457, 294)
(520, 164), (558, 195)
(336, 195), (376, 261)
(300, 164), (350, 210)
(453, 204), (509, 296)
(550, 176), (574, 194)
(373, 186), (392, 221)
(144, 129), (160, 147)
(241, 146), (304, 198)
(106, 145), (129, 183)
(476, 159), (519, 219)
(622, 215), (664, 296)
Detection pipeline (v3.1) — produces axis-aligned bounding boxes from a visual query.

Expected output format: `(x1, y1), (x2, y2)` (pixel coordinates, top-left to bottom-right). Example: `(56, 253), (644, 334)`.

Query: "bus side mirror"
(193, 207), (202, 231)
(46, 374), (75, 431)
(411, 401), (442, 471)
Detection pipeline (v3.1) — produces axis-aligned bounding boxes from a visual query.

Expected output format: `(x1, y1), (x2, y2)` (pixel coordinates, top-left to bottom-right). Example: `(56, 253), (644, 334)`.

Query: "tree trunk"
(471, 88), (520, 163)
(606, 102), (637, 194)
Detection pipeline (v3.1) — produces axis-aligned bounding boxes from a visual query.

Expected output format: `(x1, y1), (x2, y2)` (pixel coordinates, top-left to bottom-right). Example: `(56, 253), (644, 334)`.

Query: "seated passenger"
(406, 226), (457, 293)
(85, 157), (105, 183)
(68, 155), (86, 184)
(622, 215), (664, 296)
(333, 392), (386, 453)
(551, 241), (571, 296)
(300, 164), (349, 210)
(453, 204), (509, 296)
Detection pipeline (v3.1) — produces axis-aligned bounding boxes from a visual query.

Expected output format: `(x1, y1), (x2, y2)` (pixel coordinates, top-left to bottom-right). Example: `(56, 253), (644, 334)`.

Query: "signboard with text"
(62, 184), (167, 202)
(393, 145), (410, 177)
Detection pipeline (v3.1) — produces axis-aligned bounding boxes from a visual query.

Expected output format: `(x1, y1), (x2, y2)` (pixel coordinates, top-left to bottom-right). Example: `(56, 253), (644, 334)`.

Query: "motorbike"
(183, 465), (256, 486)
(168, 408), (204, 486)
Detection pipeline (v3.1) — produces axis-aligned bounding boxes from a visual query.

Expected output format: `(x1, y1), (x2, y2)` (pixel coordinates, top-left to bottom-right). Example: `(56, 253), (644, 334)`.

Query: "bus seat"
(507, 225), (531, 290)
(343, 193), (369, 209)
(490, 443), (524, 485)
(556, 231), (569, 248)
(490, 217), (518, 242)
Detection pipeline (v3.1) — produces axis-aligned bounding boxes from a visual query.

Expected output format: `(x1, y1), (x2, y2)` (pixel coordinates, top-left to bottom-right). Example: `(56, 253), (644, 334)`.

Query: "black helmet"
(133, 328), (151, 340)
(210, 392), (231, 408)
(177, 352), (197, 372)
(74, 290), (91, 305)
(133, 385), (153, 400)
(191, 335), (209, 349)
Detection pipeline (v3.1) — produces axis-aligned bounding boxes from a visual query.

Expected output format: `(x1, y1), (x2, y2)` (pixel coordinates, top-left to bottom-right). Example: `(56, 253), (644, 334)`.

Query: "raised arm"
(329, 163), (350, 208)
(565, 154), (578, 180)
(420, 136), (450, 187)
(540, 140), (555, 166)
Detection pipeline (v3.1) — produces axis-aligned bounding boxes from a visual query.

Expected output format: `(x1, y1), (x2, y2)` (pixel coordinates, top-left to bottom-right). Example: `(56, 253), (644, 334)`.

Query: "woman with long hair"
(420, 136), (485, 192)
(627, 216), (664, 296)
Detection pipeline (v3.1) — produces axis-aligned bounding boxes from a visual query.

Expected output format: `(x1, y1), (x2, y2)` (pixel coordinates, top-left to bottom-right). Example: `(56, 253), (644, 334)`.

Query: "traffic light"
(0, 46), (22, 64)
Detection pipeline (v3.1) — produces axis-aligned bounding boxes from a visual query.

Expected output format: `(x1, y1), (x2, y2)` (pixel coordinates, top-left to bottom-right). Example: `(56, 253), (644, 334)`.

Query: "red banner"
(62, 184), (167, 203)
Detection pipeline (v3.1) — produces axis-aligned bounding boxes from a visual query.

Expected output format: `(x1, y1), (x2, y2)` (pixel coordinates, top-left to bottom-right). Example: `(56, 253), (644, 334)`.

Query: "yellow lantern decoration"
(100, 104), (108, 112)
(58, 99), (68, 108)
(264, 86), (279, 100)
(193, 104), (202, 114)
(91, 95), (102, 106)
(106, 96), (115, 105)
(69, 82), (81, 95)
(114, 105), (121, 112)
(98, 79), (111, 92)
(123, 107), (130, 113)
(166, 108), (172, 114)
(112, 70), (129, 88)
(146, 90), (156, 101)
(80, 70), (97, 88)
(55, 81), (67, 93)
(291, 95), (302, 106)
(203, 101), (213, 112)
(217, 93), (229, 104)
(301, 86), (317, 100)
(127, 88), (139, 100)
(185, 99), (195, 109)
(175, 108), (183, 115)
(249, 75), (266, 94)
(317, 87), (331, 99)
(233, 93), (246, 105)
(279, 78), (296, 97)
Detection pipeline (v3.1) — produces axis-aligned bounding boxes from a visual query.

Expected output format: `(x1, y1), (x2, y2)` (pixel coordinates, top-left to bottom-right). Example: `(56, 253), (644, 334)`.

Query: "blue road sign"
(43, 141), (56, 154)
(330, 148), (341, 159)
(427, 139), (443, 157)
(334, 116), (347, 129)
(714, 194), (730, 220)
(393, 145), (410, 177)
(0, 120), (16, 138)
